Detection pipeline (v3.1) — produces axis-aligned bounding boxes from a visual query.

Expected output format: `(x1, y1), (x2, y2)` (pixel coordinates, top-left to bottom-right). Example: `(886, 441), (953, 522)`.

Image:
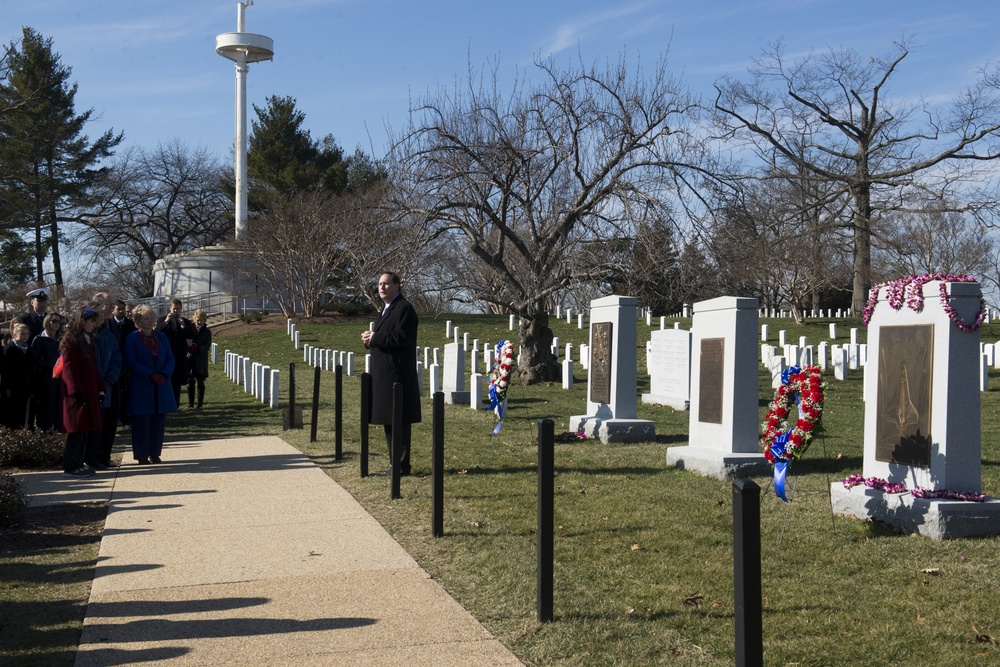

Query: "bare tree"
(238, 191), (339, 318)
(876, 208), (992, 279)
(81, 141), (232, 296)
(390, 53), (705, 383)
(331, 181), (432, 310)
(714, 39), (1000, 314)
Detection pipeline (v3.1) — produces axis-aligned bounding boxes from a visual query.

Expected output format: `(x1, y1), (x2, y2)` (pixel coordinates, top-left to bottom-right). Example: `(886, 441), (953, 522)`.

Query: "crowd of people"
(1, 289), (212, 477)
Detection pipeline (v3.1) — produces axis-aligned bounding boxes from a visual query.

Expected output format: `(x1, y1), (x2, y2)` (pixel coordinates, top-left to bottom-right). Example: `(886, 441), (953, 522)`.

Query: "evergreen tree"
(245, 95), (349, 212)
(0, 27), (122, 286)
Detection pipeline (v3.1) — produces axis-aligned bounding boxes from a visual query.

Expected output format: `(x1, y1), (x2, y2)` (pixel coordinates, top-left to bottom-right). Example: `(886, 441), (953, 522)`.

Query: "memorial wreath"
(485, 340), (515, 434)
(761, 364), (825, 501)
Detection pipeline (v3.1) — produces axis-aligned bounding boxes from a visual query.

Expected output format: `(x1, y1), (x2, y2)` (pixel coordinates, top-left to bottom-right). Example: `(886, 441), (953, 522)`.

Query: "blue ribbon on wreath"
(769, 365), (802, 502)
(770, 432), (790, 502)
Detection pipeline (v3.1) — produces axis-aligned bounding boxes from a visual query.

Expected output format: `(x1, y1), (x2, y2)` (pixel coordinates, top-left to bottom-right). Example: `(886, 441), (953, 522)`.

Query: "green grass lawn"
(203, 313), (1000, 666)
(6, 312), (997, 666)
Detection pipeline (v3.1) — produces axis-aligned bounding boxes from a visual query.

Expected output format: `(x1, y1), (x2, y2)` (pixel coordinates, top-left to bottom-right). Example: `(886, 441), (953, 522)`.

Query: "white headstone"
(429, 363), (441, 395)
(445, 320), (452, 338)
(562, 359), (574, 390)
(769, 356), (786, 389)
(850, 327), (858, 345)
(577, 313), (584, 329)
(818, 341), (829, 369)
(269, 369), (280, 409)
(778, 330), (787, 347)
(642, 328), (692, 410)
(262, 366), (271, 404)
(761, 324), (768, 341)
(829, 323), (837, 339)
(470, 372), (482, 408)
(833, 347), (848, 380)
(346, 352), (354, 376)
(442, 342), (470, 404)
(509, 314), (516, 330)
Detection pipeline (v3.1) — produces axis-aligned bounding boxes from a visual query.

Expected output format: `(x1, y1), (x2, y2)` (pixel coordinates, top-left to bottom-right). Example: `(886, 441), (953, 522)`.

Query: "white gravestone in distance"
(442, 342), (470, 405)
(830, 279), (1000, 539)
(642, 328), (692, 410)
(667, 296), (769, 479)
(569, 295), (655, 443)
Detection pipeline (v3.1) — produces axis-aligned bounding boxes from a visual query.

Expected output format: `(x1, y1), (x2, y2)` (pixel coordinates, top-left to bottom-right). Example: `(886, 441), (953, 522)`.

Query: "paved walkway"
(18, 436), (521, 666)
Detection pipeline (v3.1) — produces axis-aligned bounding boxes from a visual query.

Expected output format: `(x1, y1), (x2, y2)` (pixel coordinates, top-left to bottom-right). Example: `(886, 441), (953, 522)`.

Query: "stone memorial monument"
(569, 295), (655, 443)
(830, 277), (1000, 539)
(667, 296), (769, 478)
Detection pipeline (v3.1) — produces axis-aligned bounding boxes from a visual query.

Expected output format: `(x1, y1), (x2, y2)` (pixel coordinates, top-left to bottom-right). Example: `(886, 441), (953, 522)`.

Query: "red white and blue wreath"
(484, 340), (514, 434)
(760, 364), (825, 501)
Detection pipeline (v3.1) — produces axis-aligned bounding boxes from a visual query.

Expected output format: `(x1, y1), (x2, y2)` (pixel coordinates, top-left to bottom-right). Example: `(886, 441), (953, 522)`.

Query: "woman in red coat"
(60, 306), (102, 478)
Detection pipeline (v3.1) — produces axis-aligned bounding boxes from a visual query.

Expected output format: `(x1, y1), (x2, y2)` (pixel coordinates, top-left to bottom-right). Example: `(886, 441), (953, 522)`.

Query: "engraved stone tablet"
(698, 337), (724, 424)
(875, 325), (933, 467)
(590, 322), (613, 404)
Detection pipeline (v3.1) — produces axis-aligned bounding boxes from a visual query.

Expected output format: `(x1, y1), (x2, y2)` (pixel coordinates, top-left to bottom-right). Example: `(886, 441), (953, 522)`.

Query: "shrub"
(324, 300), (376, 316)
(0, 427), (64, 468)
(238, 309), (268, 324)
(0, 470), (27, 528)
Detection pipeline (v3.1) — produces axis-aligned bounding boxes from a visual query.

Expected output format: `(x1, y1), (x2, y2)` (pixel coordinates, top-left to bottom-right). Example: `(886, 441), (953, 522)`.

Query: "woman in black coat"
(186, 309), (212, 408)
(30, 314), (65, 431)
(2, 323), (33, 429)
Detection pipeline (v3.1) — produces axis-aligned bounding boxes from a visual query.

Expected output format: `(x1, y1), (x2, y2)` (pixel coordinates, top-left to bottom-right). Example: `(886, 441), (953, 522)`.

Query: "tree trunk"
(516, 312), (560, 384)
(850, 182), (872, 316)
(48, 202), (62, 286)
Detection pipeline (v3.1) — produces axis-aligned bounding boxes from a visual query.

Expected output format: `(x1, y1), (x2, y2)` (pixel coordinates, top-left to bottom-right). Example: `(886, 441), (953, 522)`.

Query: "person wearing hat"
(18, 288), (49, 343)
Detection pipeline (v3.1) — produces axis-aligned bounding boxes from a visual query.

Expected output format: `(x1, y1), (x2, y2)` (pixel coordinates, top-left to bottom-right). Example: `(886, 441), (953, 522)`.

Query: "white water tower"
(216, 1), (273, 241)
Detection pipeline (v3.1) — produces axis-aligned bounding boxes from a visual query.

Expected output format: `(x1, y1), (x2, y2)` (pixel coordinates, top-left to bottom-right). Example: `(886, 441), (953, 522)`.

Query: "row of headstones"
(763, 323), (859, 342)
(639, 305), (862, 320)
(444, 321), (590, 394)
(642, 306), (1000, 322)
(509, 309), (588, 330)
(222, 349), (281, 408)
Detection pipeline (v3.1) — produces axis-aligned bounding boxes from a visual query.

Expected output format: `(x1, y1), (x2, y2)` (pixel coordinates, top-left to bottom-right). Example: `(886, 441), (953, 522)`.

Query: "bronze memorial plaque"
(698, 337), (724, 424)
(875, 325), (933, 468)
(590, 322), (613, 404)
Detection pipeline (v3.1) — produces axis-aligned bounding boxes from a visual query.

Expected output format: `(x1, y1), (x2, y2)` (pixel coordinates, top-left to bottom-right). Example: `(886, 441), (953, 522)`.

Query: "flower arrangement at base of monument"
(841, 474), (986, 502)
(485, 340), (515, 434)
(760, 364), (825, 501)
(861, 273), (986, 332)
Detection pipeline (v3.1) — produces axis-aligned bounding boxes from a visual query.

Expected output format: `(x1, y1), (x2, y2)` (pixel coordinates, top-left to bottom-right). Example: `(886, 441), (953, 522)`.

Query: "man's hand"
(361, 330), (372, 347)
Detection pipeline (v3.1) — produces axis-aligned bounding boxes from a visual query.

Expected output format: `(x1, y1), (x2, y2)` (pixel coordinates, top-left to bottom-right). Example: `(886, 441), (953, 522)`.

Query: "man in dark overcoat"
(361, 272), (421, 475)
(156, 298), (196, 407)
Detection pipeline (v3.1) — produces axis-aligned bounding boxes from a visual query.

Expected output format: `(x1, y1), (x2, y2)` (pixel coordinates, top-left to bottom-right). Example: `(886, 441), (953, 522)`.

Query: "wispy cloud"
(539, 3), (656, 56)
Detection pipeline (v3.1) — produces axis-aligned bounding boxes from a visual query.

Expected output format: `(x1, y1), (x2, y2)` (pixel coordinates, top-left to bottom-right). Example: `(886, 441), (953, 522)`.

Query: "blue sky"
(3, 0), (1000, 162)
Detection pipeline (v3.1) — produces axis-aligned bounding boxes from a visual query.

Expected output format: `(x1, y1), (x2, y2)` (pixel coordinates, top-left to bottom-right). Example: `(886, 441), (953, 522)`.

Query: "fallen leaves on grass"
(973, 624), (996, 645)
(683, 593), (704, 608)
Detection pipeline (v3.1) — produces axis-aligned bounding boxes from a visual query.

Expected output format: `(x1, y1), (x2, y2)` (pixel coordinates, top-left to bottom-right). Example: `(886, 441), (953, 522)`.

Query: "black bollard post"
(432, 391), (444, 537)
(537, 418), (554, 623)
(310, 365), (320, 442)
(288, 362), (297, 430)
(360, 372), (370, 478)
(390, 382), (402, 499)
(733, 478), (763, 667)
(335, 365), (343, 461)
